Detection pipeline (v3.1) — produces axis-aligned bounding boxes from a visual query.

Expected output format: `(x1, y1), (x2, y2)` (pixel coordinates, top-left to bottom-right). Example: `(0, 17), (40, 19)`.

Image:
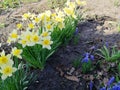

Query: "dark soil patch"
(27, 16), (120, 90)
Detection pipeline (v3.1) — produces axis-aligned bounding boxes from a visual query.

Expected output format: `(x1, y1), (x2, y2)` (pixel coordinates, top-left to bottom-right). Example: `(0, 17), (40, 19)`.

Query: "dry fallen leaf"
(56, 67), (64, 76)
(64, 75), (79, 82)
(67, 67), (75, 75)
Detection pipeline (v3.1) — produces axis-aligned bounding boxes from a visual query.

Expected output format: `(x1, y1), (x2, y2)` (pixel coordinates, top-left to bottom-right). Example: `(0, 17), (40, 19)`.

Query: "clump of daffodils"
(7, 0), (86, 48)
(0, 49), (22, 80)
(6, 0), (86, 69)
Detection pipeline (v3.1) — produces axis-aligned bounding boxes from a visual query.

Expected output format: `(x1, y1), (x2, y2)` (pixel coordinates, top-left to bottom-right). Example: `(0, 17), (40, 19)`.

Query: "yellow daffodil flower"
(58, 22), (65, 30)
(57, 11), (65, 18)
(33, 17), (41, 24)
(41, 38), (53, 50)
(38, 13), (45, 21)
(28, 23), (35, 29)
(12, 47), (22, 59)
(41, 31), (51, 38)
(0, 50), (13, 67)
(30, 34), (41, 46)
(9, 30), (18, 42)
(45, 16), (51, 23)
(20, 31), (33, 46)
(45, 24), (53, 31)
(66, 1), (76, 9)
(16, 23), (22, 29)
(45, 10), (51, 17)
(18, 39), (27, 48)
(22, 13), (31, 20)
(7, 37), (12, 45)
(76, 0), (86, 5)
(63, 7), (74, 16)
(0, 65), (17, 80)
(55, 16), (64, 23)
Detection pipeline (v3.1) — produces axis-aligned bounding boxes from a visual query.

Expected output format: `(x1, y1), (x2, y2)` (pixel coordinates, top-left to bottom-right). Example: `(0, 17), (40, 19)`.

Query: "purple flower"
(74, 27), (79, 35)
(82, 53), (94, 63)
(107, 77), (115, 87)
(81, 56), (89, 63)
(90, 55), (94, 61)
(83, 52), (90, 57)
(105, 42), (109, 47)
(89, 81), (93, 90)
(112, 84), (120, 90)
(100, 78), (120, 90)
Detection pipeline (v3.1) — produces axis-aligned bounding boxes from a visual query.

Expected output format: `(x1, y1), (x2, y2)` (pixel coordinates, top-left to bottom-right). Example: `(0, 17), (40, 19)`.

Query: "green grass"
(47, 0), (67, 9)
(0, 23), (5, 28)
(0, 0), (39, 9)
(114, 0), (120, 7)
(21, 0), (39, 4)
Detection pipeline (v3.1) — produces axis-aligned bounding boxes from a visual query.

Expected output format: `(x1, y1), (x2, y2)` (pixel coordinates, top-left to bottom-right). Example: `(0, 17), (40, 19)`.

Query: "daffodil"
(66, 1), (76, 9)
(7, 37), (12, 44)
(55, 16), (64, 23)
(16, 23), (22, 29)
(45, 24), (53, 31)
(0, 50), (13, 67)
(0, 65), (17, 80)
(28, 23), (35, 29)
(45, 10), (51, 17)
(18, 39), (27, 48)
(41, 37), (53, 50)
(38, 13), (45, 21)
(45, 16), (51, 23)
(20, 30), (38, 46)
(20, 30), (32, 46)
(12, 47), (22, 59)
(57, 11), (65, 18)
(51, 13), (57, 17)
(30, 33), (41, 45)
(24, 33), (31, 42)
(63, 7), (74, 16)
(30, 13), (36, 20)
(22, 13), (31, 20)
(9, 30), (19, 42)
(41, 31), (51, 38)
(58, 22), (65, 30)
(76, 0), (86, 5)
(33, 17), (41, 24)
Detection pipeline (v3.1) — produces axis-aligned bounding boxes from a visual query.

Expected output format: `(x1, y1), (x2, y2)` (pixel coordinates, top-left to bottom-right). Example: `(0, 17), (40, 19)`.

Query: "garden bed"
(0, 0), (120, 90)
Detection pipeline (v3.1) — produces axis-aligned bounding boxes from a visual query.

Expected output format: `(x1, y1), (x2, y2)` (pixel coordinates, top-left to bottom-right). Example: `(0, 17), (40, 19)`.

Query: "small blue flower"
(112, 85), (118, 90)
(74, 27), (79, 35)
(81, 56), (89, 63)
(100, 78), (120, 90)
(107, 88), (111, 90)
(82, 53), (94, 63)
(105, 42), (109, 47)
(89, 81), (93, 90)
(83, 52), (90, 57)
(113, 84), (120, 90)
(90, 55), (94, 61)
(107, 77), (115, 87)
